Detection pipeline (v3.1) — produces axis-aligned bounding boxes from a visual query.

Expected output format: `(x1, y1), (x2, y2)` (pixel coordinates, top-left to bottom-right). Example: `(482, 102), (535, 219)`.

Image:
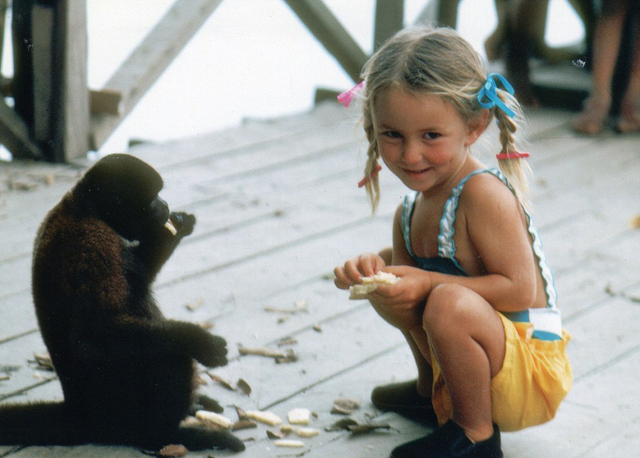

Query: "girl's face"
(372, 87), (485, 195)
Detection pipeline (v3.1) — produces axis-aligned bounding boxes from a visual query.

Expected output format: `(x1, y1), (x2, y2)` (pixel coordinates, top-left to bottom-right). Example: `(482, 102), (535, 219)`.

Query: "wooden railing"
(0, 0), (455, 163)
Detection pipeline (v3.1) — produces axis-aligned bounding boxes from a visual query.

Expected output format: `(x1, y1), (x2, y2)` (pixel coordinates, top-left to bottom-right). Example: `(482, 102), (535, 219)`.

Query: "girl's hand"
(368, 266), (433, 330)
(334, 253), (386, 290)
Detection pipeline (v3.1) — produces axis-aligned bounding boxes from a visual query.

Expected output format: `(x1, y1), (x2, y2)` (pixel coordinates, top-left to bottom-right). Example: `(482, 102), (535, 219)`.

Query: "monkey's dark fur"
(0, 154), (244, 452)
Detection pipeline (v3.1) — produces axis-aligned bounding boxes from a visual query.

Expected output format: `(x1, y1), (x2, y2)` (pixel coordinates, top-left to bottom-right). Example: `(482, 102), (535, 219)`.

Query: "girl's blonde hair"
(359, 26), (531, 212)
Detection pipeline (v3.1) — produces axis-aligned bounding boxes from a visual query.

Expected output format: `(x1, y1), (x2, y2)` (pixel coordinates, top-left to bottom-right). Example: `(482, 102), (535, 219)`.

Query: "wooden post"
(11, 0), (35, 144)
(8, 0), (88, 162)
(0, 0), (6, 80)
(32, 4), (54, 148)
(410, 0), (459, 28)
(283, 0), (367, 82)
(436, 0), (459, 28)
(374, 0), (404, 51)
(48, 0), (90, 162)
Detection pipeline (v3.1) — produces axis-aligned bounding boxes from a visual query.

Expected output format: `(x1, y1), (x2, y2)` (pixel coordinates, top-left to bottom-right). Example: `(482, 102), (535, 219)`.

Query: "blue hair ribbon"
(477, 73), (515, 118)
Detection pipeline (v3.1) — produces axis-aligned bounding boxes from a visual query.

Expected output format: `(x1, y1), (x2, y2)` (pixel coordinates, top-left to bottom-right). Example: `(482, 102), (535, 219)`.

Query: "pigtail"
(494, 90), (532, 210)
(362, 104), (382, 213)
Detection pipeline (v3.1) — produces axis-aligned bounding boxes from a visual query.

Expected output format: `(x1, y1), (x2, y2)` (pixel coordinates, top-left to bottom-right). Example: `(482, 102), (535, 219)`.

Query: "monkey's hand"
(166, 321), (228, 368)
(169, 212), (196, 237)
(191, 332), (228, 368)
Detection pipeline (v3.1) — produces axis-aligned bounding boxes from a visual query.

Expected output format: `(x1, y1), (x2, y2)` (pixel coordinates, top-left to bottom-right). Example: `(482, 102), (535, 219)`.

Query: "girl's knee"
(423, 284), (472, 330)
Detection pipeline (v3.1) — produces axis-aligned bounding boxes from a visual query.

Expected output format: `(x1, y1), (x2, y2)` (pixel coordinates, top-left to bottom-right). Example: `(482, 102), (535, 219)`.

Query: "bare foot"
(573, 95), (611, 135)
(616, 100), (640, 133)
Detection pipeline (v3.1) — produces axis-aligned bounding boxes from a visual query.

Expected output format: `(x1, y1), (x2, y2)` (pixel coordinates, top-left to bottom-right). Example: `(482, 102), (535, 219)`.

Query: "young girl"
(334, 27), (572, 458)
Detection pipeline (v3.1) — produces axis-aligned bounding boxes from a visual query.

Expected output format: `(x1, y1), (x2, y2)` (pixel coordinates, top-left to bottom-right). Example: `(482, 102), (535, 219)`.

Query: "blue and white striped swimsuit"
(401, 168), (562, 341)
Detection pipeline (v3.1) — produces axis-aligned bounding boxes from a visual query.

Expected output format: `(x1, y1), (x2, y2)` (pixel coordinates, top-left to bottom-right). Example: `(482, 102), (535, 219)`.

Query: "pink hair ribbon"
(358, 165), (382, 188)
(337, 81), (365, 107)
(496, 151), (530, 160)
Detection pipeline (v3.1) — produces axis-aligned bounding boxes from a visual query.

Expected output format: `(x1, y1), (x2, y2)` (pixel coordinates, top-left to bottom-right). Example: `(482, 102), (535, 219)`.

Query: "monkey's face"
(148, 196), (177, 236)
(78, 154), (177, 241)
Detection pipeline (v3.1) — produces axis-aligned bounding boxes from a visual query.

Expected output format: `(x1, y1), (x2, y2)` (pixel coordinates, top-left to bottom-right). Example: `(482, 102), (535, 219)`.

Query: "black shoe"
(371, 380), (438, 426)
(390, 420), (503, 458)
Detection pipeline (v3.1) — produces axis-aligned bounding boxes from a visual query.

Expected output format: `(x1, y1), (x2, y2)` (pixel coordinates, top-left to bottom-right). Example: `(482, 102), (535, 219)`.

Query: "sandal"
(572, 95), (611, 135)
(371, 379), (438, 426)
(390, 419), (503, 458)
(615, 100), (640, 133)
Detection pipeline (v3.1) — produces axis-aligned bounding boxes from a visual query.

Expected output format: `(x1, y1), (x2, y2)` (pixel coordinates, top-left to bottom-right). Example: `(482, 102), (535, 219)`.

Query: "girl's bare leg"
(403, 330), (433, 396)
(618, 20), (640, 132)
(414, 284), (506, 443)
(484, 0), (510, 61)
(574, 1), (628, 133)
(370, 329), (437, 424)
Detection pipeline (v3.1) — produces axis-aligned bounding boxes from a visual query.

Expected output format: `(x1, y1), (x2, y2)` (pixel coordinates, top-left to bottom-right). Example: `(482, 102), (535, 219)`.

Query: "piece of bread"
(164, 219), (177, 236)
(349, 272), (398, 300)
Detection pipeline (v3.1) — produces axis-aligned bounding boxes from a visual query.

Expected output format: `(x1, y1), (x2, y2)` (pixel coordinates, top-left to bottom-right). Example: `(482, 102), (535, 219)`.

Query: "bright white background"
(1, 0), (584, 158)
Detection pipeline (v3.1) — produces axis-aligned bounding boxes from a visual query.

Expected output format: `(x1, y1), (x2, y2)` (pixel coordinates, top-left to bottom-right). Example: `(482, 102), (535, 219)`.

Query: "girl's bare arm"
(379, 175), (538, 312)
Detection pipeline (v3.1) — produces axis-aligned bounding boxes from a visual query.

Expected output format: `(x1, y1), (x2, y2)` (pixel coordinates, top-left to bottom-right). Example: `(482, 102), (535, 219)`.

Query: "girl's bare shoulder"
(458, 171), (520, 215)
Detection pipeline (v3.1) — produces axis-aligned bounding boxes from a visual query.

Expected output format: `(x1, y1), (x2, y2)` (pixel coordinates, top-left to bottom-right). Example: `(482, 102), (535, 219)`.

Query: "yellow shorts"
(429, 312), (573, 432)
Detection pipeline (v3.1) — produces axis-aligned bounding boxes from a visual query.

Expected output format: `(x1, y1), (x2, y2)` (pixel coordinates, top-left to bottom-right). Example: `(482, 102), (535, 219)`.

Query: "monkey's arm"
(84, 318), (228, 369)
(134, 212), (196, 282)
(64, 229), (226, 369)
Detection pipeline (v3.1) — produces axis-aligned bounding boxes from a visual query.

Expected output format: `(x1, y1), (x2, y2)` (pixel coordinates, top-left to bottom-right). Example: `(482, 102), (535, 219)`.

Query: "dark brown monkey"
(0, 154), (244, 453)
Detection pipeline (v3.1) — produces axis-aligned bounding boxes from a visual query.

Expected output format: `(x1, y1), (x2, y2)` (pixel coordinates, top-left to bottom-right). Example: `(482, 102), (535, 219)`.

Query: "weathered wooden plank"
(131, 102), (357, 170)
(519, 350), (640, 458)
(2, 285), (635, 456)
(210, 345), (423, 457)
(282, 0), (368, 82)
(6, 445), (144, 458)
(0, 331), (53, 402)
(231, 295), (640, 457)
(0, 291), (37, 344)
(0, 257), (31, 301)
(553, 256), (637, 320)
(579, 417), (640, 458)
(564, 297), (640, 381)
(3, 278), (617, 457)
(90, 0), (225, 151)
(205, 307), (406, 410)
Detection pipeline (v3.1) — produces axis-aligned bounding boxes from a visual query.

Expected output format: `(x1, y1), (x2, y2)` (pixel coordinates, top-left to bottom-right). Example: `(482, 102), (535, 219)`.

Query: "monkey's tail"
(0, 402), (83, 445)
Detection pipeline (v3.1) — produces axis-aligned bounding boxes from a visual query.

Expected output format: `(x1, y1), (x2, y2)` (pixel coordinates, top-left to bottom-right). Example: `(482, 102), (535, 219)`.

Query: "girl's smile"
(373, 88), (484, 195)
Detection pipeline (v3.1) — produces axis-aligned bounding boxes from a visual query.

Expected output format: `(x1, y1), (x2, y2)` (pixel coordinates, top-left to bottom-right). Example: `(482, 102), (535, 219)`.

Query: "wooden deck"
(1, 101), (640, 457)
